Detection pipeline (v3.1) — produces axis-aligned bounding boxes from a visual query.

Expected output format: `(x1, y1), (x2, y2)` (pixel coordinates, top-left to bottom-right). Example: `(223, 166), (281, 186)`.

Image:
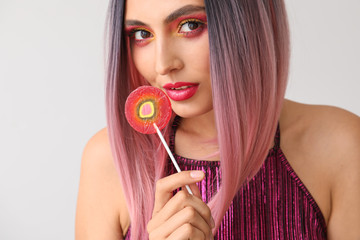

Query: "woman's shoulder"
(281, 99), (360, 159)
(280, 100), (360, 238)
(75, 128), (130, 239)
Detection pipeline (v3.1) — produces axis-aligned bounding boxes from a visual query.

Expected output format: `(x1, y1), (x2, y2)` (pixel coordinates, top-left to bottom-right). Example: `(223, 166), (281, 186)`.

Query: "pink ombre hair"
(105, 0), (290, 238)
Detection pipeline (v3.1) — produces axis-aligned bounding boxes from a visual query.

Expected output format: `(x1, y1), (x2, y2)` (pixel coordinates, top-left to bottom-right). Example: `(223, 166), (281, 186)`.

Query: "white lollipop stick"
(153, 123), (193, 195)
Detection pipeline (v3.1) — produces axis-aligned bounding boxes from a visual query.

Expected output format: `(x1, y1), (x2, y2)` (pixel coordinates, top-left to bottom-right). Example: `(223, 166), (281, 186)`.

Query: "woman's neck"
(178, 110), (217, 141)
(174, 110), (220, 161)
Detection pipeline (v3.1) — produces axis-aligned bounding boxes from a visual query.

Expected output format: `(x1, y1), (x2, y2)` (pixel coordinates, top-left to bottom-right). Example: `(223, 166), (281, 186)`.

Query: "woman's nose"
(155, 39), (184, 75)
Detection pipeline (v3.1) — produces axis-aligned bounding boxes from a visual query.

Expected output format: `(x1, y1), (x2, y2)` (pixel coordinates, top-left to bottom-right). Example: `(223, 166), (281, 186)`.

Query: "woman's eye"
(179, 21), (202, 33)
(133, 30), (152, 40)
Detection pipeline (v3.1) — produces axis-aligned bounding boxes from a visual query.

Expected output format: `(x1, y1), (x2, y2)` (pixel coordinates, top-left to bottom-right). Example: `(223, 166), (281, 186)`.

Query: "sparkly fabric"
(124, 118), (327, 239)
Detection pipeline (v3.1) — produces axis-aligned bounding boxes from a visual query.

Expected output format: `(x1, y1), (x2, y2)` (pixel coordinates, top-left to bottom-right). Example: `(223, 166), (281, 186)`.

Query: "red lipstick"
(162, 82), (199, 101)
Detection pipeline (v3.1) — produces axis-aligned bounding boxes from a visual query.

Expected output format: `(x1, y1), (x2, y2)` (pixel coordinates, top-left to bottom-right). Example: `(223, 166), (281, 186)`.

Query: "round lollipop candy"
(125, 86), (193, 195)
(125, 86), (172, 134)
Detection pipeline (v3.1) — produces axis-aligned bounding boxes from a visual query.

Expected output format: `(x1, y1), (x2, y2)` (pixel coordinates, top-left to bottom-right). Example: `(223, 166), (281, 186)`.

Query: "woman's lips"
(162, 82), (199, 101)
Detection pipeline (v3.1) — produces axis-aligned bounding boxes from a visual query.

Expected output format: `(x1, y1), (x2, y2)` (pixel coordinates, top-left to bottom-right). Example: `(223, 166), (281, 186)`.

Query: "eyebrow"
(125, 5), (206, 27)
(164, 5), (205, 24)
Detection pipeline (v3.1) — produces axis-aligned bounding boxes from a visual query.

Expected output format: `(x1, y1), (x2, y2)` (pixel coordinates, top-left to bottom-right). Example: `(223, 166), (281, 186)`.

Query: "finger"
(166, 223), (206, 240)
(163, 206), (212, 239)
(188, 182), (202, 200)
(153, 171), (204, 215)
(148, 190), (213, 233)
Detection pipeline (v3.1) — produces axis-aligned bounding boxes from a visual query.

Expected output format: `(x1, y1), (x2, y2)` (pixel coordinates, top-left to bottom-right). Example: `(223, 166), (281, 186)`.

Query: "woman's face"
(125, 0), (212, 119)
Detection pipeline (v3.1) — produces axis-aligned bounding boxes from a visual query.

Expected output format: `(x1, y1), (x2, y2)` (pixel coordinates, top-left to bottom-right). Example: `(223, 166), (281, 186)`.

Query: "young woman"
(75, 0), (360, 239)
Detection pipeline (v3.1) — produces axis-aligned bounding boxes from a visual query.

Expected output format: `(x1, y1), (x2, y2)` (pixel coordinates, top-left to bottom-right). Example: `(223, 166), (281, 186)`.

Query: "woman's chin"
(171, 105), (214, 119)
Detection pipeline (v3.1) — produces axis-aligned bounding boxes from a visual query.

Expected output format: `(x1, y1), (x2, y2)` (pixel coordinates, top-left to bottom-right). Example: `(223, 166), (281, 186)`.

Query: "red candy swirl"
(125, 86), (172, 134)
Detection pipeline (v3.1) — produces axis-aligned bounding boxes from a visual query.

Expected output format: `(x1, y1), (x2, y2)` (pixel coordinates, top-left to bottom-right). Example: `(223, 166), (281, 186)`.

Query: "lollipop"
(125, 86), (172, 134)
(125, 86), (193, 195)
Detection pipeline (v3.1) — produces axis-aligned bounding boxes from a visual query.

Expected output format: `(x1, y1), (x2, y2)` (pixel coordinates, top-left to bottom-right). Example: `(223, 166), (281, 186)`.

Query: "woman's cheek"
(132, 48), (155, 83)
(181, 32), (210, 72)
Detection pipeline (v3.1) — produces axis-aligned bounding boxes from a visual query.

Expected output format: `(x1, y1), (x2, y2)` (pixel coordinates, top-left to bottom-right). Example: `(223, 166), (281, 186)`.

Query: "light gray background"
(0, 0), (359, 239)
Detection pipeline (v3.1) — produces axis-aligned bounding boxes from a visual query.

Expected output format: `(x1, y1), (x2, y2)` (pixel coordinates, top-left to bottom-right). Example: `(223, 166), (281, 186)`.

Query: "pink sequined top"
(124, 118), (327, 239)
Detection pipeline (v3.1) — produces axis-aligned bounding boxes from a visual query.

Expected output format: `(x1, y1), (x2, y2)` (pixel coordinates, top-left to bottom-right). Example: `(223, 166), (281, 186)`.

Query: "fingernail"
(190, 170), (204, 179)
(210, 216), (215, 228)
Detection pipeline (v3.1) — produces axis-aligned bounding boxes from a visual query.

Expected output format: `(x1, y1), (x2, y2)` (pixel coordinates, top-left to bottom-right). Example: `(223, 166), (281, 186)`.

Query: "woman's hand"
(147, 170), (215, 240)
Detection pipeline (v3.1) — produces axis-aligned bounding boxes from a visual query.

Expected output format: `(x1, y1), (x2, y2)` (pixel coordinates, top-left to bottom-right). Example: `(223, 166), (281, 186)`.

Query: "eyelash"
(127, 18), (206, 46)
(177, 19), (205, 37)
(128, 27), (153, 46)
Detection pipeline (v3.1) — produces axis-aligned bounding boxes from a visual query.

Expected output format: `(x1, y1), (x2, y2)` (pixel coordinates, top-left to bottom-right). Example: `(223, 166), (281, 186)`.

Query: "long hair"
(105, 0), (290, 238)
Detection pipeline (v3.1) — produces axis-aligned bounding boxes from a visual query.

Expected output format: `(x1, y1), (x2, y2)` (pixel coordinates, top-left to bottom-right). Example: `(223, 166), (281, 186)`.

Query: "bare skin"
(75, 0), (360, 238)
